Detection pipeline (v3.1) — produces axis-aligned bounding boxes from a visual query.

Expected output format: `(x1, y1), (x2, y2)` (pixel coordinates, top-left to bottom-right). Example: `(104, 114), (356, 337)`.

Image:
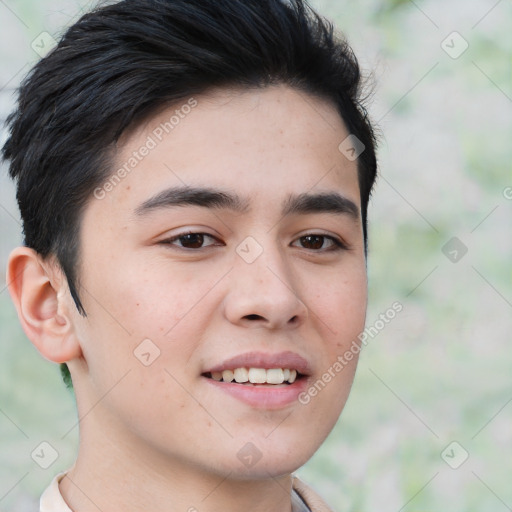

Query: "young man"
(3, 0), (377, 510)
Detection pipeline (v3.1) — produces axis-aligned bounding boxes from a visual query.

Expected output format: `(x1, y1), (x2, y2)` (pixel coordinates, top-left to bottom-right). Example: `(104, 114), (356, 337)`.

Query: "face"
(69, 85), (367, 479)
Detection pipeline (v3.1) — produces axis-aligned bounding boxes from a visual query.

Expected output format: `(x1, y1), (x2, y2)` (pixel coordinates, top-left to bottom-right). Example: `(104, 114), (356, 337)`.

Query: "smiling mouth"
(203, 367), (303, 386)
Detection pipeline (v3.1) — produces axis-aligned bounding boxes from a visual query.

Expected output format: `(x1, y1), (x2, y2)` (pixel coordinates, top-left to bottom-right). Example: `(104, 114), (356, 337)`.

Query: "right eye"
(160, 231), (222, 250)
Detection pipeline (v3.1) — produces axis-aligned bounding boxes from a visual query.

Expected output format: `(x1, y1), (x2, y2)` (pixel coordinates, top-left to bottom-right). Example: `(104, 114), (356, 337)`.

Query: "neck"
(59, 422), (295, 512)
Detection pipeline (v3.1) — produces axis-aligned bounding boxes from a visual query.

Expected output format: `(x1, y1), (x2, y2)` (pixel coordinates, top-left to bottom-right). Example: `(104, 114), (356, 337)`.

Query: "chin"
(215, 434), (321, 480)
(225, 457), (310, 481)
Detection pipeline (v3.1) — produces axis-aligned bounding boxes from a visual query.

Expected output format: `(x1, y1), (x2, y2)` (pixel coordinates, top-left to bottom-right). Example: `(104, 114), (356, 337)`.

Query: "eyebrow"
(135, 186), (360, 221)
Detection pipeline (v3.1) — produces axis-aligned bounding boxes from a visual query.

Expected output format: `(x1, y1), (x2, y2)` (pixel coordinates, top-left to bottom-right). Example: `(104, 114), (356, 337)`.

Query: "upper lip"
(204, 351), (311, 376)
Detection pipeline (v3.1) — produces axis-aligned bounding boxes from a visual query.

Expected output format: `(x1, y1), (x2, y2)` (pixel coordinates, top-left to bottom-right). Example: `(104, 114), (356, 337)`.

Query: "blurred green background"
(1, 0), (511, 510)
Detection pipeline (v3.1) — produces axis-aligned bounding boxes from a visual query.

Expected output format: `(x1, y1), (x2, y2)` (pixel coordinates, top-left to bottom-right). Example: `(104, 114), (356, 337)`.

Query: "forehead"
(94, 85), (360, 220)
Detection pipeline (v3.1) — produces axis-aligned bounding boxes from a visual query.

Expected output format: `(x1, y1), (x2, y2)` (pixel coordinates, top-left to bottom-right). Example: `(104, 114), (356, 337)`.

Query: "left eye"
(292, 234), (346, 251)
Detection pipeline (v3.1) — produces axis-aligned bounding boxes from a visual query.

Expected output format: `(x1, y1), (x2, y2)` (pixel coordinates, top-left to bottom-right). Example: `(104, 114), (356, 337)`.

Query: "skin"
(7, 84), (367, 512)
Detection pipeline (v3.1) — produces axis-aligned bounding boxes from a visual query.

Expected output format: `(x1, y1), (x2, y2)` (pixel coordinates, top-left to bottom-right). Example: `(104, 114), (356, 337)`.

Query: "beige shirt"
(40, 471), (333, 512)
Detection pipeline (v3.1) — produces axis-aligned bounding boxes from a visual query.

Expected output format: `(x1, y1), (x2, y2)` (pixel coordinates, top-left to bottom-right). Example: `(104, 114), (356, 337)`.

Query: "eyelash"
(160, 231), (349, 252)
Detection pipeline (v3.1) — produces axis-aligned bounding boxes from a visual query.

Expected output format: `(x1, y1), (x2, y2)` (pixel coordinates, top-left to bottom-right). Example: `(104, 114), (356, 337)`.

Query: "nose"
(222, 241), (309, 330)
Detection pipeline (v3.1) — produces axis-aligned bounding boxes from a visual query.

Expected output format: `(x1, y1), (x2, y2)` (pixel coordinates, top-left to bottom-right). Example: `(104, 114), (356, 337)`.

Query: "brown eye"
(178, 233), (206, 249)
(293, 234), (347, 252)
(162, 232), (219, 249)
(300, 235), (325, 250)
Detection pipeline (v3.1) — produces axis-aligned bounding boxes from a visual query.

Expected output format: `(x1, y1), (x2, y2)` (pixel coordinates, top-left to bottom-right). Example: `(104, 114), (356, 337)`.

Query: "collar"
(40, 471), (71, 512)
(40, 471), (332, 512)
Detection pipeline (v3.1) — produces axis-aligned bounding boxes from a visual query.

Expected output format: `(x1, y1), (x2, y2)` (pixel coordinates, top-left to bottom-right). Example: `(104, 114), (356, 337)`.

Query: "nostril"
(244, 314), (264, 321)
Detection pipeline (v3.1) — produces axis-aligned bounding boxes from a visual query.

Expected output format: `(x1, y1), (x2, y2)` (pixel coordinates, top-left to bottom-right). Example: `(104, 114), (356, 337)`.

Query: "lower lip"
(204, 377), (308, 409)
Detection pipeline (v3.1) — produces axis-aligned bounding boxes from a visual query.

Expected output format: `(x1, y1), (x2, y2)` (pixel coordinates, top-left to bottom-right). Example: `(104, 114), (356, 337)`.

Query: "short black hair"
(3, 0), (378, 388)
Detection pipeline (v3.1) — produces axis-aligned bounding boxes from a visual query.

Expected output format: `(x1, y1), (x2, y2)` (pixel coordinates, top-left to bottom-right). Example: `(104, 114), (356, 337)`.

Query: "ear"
(6, 247), (83, 363)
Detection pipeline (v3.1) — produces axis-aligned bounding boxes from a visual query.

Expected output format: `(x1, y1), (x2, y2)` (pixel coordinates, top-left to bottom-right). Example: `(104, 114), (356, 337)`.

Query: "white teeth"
(266, 368), (284, 384)
(234, 367), (249, 383)
(212, 367), (299, 384)
(222, 369), (234, 382)
(248, 368), (267, 384)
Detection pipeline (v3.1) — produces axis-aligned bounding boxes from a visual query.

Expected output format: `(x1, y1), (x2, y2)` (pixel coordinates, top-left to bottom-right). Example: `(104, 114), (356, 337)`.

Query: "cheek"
(84, 254), (190, 334)
(74, 267), (191, 395)
(300, 276), (366, 431)
(316, 267), (368, 346)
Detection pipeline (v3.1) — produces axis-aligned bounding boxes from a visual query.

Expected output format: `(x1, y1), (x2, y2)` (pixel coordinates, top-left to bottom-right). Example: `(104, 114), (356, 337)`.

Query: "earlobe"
(6, 247), (83, 364)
